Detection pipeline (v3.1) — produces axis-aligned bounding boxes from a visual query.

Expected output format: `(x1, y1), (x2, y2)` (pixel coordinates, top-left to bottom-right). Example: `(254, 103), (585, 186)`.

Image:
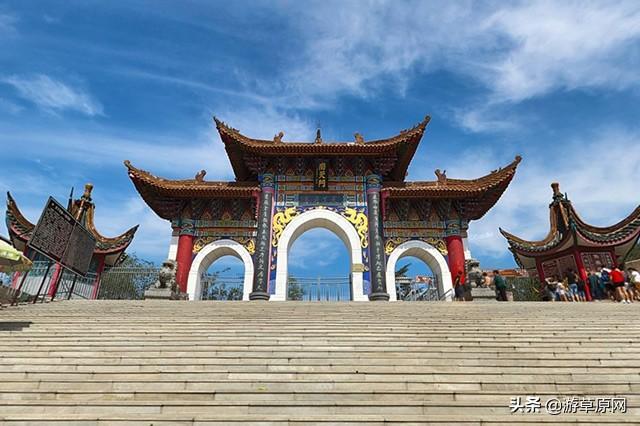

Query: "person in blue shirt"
(587, 270), (601, 300)
(493, 270), (508, 301)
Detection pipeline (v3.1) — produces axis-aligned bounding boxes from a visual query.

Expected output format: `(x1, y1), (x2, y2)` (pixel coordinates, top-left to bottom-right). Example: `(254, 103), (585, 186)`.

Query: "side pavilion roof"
(125, 161), (258, 220)
(6, 188), (138, 267)
(500, 182), (640, 267)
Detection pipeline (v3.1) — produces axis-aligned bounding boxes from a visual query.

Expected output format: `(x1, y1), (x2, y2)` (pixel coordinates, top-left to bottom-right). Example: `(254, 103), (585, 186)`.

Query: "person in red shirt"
(611, 265), (632, 303)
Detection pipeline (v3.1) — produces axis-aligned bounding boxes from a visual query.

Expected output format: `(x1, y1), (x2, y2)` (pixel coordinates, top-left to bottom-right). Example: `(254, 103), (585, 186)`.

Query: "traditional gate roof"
(125, 160), (258, 219)
(214, 115), (430, 181)
(6, 185), (138, 267)
(500, 182), (640, 267)
(383, 156), (521, 220)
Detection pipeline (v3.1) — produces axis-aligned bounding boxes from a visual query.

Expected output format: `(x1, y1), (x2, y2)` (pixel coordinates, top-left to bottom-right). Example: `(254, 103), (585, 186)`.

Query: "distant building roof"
(500, 182), (640, 269)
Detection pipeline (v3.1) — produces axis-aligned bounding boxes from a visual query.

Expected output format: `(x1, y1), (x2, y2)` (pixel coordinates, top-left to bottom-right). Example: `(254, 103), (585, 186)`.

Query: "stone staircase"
(471, 285), (498, 302)
(0, 300), (639, 425)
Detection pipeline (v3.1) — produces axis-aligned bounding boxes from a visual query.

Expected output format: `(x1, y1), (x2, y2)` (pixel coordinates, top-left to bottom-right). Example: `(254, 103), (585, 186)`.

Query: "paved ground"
(0, 300), (639, 425)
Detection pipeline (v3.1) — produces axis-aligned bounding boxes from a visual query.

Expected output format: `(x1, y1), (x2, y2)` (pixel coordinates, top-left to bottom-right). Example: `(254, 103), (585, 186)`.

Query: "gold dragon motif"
(272, 207), (299, 247)
(384, 237), (448, 256)
(342, 207), (368, 248)
(384, 237), (407, 255)
(236, 238), (256, 255)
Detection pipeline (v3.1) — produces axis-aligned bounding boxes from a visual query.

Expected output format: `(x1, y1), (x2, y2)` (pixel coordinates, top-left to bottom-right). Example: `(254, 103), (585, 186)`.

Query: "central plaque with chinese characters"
(314, 159), (328, 191)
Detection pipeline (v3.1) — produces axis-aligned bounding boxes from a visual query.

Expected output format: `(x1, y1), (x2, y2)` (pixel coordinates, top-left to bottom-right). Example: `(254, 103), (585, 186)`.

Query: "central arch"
(385, 240), (453, 301)
(273, 209), (367, 301)
(187, 239), (254, 301)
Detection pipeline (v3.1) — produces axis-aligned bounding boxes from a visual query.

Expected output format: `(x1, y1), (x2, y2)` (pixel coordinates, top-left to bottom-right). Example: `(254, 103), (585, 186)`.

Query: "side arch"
(273, 209), (367, 301)
(385, 240), (453, 301)
(186, 239), (254, 301)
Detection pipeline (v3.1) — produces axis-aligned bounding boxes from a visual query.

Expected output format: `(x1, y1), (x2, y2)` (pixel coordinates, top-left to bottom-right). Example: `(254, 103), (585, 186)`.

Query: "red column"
(535, 260), (546, 282)
(90, 255), (106, 300)
(380, 190), (390, 220)
(573, 250), (591, 301)
(445, 235), (466, 285)
(175, 234), (194, 293)
(47, 264), (63, 297)
(609, 249), (618, 267)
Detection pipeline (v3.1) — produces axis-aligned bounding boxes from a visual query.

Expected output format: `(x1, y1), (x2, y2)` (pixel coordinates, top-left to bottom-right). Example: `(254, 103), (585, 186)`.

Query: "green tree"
(202, 267), (246, 300)
(287, 276), (304, 300)
(395, 262), (412, 300)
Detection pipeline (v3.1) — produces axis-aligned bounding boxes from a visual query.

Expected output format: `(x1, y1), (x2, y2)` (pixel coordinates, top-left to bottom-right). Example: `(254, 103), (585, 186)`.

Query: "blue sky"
(1, 1), (639, 278)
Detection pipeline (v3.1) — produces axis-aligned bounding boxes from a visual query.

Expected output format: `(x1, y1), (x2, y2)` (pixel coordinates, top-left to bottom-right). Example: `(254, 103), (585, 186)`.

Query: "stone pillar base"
(144, 288), (185, 300)
(249, 291), (270, 301)
(369, 292), (390, 301)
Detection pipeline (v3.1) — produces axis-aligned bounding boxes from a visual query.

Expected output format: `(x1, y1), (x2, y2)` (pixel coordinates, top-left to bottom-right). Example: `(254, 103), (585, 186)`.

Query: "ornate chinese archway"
(127, 115), (520, 301)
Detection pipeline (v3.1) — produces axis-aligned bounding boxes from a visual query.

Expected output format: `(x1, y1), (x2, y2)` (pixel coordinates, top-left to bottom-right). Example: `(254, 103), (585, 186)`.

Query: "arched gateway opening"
(187, 239), (254, 301)
(287, 228), (351, 301)
(273, 209), (368, 301)
(386, 240), (453, 301)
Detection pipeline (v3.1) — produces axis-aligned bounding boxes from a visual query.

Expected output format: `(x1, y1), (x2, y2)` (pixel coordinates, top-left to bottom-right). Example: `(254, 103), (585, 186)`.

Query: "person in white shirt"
(627, 267), (640, 301)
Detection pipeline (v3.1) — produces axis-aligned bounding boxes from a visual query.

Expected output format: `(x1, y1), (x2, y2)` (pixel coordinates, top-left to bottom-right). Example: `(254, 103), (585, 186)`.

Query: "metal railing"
(4, 264), (458, 303)
(54, 269), (97, 300)
(395, 276), (442, 301)
(5, 261), (97, 302)
(98, 266), (159, 300)
(287, 277), (351, 301)
(13, 261), (55, 297)
(201, 274), (244, 300)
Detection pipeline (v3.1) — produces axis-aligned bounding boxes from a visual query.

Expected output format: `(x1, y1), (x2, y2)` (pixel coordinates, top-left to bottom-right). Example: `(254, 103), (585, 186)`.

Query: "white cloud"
(484, 1), (640, 103)
(0, 97), (23, 114)
(3, 74), (104, 116)
(0, 125), (231, 178)
(288, 228), (350, 273)
(264, 1), (640, 131)
(214, 106), (315, 142)
(0, 11), (17, 35)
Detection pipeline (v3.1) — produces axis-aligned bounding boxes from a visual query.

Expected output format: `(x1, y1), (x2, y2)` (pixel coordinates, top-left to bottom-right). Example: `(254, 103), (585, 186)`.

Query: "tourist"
(628, 267), (640, 301)
(587, 270), (601, 300)
(576, 276), (587, 302)
(544, 276), (558, 302)
(611, 265), (631, 303)
(600, 268), (613, 300)
(565, 269), (579, 302)
(493, 270), (507, 301)
(555, 276), (570, 302)
(481, 272), (491, 288)
(453, 271), (464, 302)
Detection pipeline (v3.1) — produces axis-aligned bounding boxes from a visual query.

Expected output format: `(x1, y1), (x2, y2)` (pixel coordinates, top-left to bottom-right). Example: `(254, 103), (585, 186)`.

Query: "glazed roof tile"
(384, 156), (521, 197)
(214, 116), (430, 181)
(125, 161), (258, 220)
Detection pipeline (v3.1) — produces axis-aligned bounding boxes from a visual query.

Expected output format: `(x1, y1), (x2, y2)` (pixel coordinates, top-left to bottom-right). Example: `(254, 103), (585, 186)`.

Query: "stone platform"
(0, 300), (638, 425)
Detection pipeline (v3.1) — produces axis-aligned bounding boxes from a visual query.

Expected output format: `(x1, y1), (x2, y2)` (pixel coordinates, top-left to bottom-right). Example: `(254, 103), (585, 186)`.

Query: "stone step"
(1, 300), (638, 424)
(0, 401), (637, 416)
(0, 390), (637, 403)
(4, 363), (640, 375)
(1, 414), (638, 425)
